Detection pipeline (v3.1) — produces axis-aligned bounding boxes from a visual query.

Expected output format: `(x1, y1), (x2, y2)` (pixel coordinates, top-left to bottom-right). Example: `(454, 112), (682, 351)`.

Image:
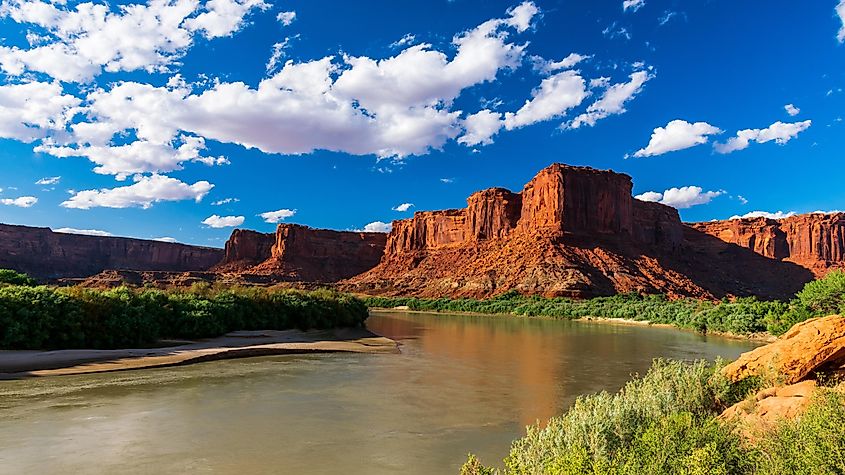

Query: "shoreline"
(0, 328), (399, 380)
(369, 307), (776, 343)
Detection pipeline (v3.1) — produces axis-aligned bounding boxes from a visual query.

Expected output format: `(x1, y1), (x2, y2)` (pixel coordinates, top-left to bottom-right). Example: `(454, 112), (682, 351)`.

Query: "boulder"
(722, 315), (845, 384)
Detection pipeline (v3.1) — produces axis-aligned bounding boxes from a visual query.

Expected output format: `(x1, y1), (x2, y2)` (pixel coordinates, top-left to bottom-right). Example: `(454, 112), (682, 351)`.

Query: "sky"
(0, 0), (843, 247)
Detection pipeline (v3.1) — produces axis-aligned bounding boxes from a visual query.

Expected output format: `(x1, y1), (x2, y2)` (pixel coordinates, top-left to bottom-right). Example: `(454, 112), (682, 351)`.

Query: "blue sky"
(0, 0), (843, 246)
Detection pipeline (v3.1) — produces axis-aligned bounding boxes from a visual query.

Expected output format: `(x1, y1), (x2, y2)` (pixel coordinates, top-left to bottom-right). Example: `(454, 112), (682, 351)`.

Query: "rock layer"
(217, 224), (387, 283)
(345, 164), (823, 299)
(0, 224), (223, 279)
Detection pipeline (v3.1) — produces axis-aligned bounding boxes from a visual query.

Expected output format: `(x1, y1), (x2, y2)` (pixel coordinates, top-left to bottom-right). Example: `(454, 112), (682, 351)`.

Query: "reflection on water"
(0, 311), (759, 474)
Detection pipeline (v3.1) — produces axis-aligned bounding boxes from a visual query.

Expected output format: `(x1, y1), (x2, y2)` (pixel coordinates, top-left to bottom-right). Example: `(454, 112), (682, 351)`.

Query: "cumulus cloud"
(635, 186), (724, 209)
(35, 176), (61, 185)
(54, 227), (113, 236)
(459, 109), (503, 146)
(566, 70), (652, 129)
(0, 196), (38, 207)
(632, 120), (722, 157)
(784, 104), (800, 116)
(392, 202), (413, 212)
(259, 208), (296, 223)
(504, 70), (588, 129)
(714, 120), (812, 154)
(202, 214), (245, 228)
(0, 0), (269, 82)
(730, 210), (796, 220)
(623, 0), (645, 12)
(362, 221), (392, 233)
(838, 0), (845, 43)
(276, 10), (296, 26)
(0, 81), (79, 142)
(61, 174), (213, 209)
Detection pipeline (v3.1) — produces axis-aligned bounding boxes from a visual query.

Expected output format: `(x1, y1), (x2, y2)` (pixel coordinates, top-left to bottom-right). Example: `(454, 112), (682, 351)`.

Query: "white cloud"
(838, 0), (845, 43)
(54, 227), (113, 237)
(259, 208), (296, 223)
(440, 177), (454, 184)
(730, 210), (796, 220)
(635, 186), (724, 209)
(459, 109), (503, 146)
(35, 176), (61, 185)
(784, 104), (800, 116)
(632, 120), (722, 157)
(153, 236), (179, 243)
(362, 221), (392, 233)
(212, 197), (239, 205)
(0, 0), (269, 83)
(0, 196), (38, 207)
(0, 81), (79, 142)
(276, 10), (296, 26)
(530, 53), (590, 74)
(504, 70), (588, 129)
(390, 33), (416, 49)
(623, 0), (645, 12)
(202, 214), (245, 228)
(714, 120), (812, 154)
(61, 174), (213, 209)
(566, 70), (652, 129)
(392, 203), (413, 212)
(266, 36), (295, 73)
(658, 11), (678, 25)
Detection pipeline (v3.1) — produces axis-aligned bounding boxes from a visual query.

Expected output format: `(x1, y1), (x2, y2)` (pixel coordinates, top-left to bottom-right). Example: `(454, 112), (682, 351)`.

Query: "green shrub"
(0, 285), (368, 350)
(797, 269), (845, 316)
(0, 269), (36, 286)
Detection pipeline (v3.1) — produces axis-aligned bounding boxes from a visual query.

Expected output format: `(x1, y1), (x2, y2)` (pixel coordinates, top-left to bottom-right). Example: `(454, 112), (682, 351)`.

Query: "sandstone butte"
(1, 163), (844, 298)
(343, 163), (844, 300)
(720, 315), (845, 432)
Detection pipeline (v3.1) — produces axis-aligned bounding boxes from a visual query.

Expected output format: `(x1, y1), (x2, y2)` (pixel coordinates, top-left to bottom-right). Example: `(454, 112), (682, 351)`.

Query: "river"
(0, 311), (759, 474)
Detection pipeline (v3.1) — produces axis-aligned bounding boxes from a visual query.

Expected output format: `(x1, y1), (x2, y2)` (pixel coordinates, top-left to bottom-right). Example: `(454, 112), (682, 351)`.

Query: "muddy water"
(0, 311), (759, 474)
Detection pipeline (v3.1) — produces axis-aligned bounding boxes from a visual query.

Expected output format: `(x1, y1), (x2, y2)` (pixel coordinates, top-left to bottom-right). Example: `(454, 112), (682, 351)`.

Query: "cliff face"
(218, 224), (387, 283)
(0, 224), (223, 279)
(345, 163), (823, 300)
(690, 213), (845, 276)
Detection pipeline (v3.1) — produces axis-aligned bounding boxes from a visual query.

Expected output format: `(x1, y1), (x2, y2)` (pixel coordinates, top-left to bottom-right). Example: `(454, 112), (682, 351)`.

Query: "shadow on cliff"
(662, 227), (815, 300)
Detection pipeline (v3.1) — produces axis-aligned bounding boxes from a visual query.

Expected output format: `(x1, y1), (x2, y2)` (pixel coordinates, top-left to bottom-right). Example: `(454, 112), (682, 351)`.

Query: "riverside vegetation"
(365, 270), (845, 337)
(460, 359), (845, 475)
(0, 270), (368, 350)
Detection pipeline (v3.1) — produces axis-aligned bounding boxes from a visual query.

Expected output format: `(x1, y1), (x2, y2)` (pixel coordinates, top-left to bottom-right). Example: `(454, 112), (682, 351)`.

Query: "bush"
(796, 269), (845, 316)
(463, 360), (845, 475)
(0, 285), (369, 350)
(0, 269), (36, 286)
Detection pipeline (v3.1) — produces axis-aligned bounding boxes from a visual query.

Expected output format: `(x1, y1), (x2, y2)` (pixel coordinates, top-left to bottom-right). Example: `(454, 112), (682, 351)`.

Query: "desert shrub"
(755, 389), (845, 475)
(796, 269), (845, 316)
(0, 269), (36, 286)
(0, 285), (368, 350)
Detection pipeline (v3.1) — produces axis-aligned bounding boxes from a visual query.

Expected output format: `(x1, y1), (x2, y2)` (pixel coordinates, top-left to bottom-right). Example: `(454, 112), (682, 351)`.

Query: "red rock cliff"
(0, 223), (223, 279)
(219, 224), (387, 282)
(690, 213), (845, 276)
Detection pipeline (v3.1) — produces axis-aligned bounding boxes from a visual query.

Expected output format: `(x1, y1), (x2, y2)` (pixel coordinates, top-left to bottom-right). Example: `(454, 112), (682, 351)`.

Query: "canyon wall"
(218, 224), (387, 283)
(0, 224), (223, 279)
(689, 213), (845, 276)
(346, 163), (823, 300)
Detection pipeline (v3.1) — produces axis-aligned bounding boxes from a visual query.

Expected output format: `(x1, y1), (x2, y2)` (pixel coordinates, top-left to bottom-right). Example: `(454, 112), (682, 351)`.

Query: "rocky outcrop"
(720, 380), (818, 432)
(347, 164), (712, 299)
(722, 315), (845, 384)
(690, 213), (845, 276)
(218, 224), (387, 283)
(0, 224), (223, 280)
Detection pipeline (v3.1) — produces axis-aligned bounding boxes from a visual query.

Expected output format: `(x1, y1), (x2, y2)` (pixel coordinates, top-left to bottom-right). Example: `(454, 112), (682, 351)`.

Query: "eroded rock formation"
(345, 164), (823, 299)
(0, 224), (223, 279)
(216, 224), (387, 283)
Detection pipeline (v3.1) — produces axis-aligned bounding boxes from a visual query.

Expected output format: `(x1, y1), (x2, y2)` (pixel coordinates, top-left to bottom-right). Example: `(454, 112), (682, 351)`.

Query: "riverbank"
(369, 307), (776, 343)
(0, 328), (398, 379)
